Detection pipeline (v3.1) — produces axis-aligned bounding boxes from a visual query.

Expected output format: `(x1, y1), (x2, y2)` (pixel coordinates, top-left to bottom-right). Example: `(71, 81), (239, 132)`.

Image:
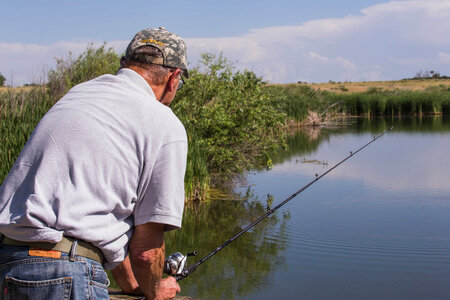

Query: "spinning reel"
(163, 251), (198, 280)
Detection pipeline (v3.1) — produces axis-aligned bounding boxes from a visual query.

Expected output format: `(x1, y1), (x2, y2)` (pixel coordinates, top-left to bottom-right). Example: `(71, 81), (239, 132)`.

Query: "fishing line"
(166, 127), (393, 281)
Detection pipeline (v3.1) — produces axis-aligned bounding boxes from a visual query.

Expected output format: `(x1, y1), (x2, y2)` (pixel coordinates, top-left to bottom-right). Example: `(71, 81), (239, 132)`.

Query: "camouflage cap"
(124, 27), (189, 77)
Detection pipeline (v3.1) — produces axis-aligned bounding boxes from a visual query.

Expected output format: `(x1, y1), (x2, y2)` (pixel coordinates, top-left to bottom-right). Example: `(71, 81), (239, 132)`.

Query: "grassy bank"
(268, 82), (450, 124)
(332, 87), (450, 116)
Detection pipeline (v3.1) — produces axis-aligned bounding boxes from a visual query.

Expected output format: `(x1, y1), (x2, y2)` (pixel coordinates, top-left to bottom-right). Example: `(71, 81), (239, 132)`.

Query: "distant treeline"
(408, 70), (449, 80)
(1, 45), (449, 201)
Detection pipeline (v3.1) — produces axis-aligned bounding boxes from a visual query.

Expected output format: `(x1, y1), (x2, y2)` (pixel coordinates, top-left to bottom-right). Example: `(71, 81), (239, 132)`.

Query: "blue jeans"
(0, 244), (110, 299)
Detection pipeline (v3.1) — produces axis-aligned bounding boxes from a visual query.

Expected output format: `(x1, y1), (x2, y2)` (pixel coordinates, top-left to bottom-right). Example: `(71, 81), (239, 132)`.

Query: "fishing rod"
(163, 127), (393, 281)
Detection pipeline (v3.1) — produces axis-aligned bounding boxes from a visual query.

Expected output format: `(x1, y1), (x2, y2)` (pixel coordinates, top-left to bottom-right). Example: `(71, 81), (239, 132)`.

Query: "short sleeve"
(133, 140), (187, 231)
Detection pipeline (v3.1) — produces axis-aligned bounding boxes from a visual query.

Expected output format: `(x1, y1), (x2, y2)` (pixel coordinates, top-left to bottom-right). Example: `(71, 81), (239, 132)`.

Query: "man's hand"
(155, 277), (181, 300)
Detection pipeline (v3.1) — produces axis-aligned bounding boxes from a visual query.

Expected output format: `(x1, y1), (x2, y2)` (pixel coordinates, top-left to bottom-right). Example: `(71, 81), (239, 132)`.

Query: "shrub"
(0, 73), (5, 87)
(47, 43), (120, 99)
(172, 53), (287, 179)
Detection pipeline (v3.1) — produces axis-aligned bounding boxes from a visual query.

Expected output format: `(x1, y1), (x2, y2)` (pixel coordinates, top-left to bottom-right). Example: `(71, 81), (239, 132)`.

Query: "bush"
(173, 53), (287, 179)
(47, 43), (120, 99)
(0, 73), (5, 86)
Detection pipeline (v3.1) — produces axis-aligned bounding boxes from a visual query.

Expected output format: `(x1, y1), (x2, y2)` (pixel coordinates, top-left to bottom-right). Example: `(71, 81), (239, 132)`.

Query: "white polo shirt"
(0, 68), (187, 269)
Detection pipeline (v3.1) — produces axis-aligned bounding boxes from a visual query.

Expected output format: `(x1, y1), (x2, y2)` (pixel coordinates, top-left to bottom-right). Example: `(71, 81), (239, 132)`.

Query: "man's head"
(121, 27), (188, 106)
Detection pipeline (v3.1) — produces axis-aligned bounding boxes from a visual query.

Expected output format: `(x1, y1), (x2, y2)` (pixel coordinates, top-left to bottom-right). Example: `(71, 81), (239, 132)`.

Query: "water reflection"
(237, 115), (450, 299)
(277, 115), (450, 166)
(165, 190), (290, 299)
(272, 116), (450, 193)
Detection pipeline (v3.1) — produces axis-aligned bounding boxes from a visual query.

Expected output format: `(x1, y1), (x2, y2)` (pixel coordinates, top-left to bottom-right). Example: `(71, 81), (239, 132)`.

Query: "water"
(166, 116), (450, 299)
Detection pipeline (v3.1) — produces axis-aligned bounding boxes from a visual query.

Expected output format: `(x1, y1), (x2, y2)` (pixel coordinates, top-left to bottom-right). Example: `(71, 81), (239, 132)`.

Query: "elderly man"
(0, 27), (188, 300)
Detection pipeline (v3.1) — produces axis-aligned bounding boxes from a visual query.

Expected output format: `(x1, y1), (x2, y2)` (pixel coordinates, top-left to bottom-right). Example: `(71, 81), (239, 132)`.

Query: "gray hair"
(121, 46), (172, 85)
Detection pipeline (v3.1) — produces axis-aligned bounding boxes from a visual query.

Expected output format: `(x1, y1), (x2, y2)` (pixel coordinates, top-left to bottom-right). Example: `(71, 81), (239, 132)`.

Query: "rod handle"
(175, 263), (198, 281)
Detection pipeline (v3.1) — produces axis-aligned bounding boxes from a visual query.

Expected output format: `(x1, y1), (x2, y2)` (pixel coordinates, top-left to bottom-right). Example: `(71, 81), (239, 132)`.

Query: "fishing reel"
(163, 251), (197, 278)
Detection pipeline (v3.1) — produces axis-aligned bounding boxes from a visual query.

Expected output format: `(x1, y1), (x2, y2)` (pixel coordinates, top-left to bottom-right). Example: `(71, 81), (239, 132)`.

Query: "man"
(0, 27), (188, 299)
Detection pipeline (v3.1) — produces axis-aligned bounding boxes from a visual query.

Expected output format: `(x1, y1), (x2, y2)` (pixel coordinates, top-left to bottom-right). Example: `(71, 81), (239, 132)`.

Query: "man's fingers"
(158, 277), (181, 299)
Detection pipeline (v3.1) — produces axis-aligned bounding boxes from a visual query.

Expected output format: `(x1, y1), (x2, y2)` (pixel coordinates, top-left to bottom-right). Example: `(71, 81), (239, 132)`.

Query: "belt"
(1, 236), (104, 264)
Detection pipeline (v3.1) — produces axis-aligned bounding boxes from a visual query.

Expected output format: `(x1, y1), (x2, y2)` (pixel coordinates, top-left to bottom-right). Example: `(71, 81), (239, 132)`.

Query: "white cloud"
(184, 0), (450, 82)
(438, 52), (450, 64)
(388, 57), (427, 66)
(1, 0), (450, 84)
(0, 41), (128, 85)
(363, 69), (385, 81)
(307, 52), (329, 63)
(336, 57), (358, 72)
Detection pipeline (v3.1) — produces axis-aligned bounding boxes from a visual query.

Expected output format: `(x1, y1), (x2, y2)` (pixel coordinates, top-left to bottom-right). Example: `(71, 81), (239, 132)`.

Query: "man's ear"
(167, 69), (181, 92)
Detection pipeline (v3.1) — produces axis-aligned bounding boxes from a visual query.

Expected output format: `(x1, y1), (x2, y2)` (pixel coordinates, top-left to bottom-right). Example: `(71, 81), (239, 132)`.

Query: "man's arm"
(128, 222), (180, 300)
(111, 255), (142, 295)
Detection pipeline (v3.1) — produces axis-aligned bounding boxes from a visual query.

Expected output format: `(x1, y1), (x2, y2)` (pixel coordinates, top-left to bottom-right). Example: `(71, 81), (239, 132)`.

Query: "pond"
(166, 116), (450, 300)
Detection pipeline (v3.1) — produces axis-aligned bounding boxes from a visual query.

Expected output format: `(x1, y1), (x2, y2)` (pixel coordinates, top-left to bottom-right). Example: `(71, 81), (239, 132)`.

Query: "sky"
(1, 0), (449, 85)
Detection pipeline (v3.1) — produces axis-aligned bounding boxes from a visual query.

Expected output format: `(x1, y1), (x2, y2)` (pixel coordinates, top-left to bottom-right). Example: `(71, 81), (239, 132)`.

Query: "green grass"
(269, 83), (450, 122)
(335, 89), (450, 116)
(0, 87), (55, 182)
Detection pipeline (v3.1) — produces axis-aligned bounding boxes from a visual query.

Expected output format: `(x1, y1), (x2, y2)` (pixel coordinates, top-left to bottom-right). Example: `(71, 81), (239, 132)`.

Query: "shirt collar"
(116, 68), (156, 99)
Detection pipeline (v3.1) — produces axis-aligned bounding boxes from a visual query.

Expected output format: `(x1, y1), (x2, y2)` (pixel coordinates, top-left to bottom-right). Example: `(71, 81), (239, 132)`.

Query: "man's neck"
(122, 66), (166, 101)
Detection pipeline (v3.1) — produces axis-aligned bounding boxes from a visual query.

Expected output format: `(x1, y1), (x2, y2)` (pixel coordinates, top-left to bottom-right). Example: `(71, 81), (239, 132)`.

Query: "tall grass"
(272, 83), (450, 122)
(184, 131), (210, 201)
(0, 87), (54, 182)
(328, 85), (450, 116)
(264, 84), (311, 121)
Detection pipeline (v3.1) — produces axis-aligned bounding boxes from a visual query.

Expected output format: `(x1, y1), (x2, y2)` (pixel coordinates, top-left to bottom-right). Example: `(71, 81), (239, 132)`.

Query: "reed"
(272, 83), (450, 121)
(334, 89), (450, 116)
(184, 131), (210, 201)
(264, 84), (311, 121)
(0, 87), (55, 182)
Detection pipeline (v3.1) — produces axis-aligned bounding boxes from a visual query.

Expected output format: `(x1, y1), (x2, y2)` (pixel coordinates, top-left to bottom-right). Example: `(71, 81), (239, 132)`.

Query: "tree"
(0, 73), (5, 86)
